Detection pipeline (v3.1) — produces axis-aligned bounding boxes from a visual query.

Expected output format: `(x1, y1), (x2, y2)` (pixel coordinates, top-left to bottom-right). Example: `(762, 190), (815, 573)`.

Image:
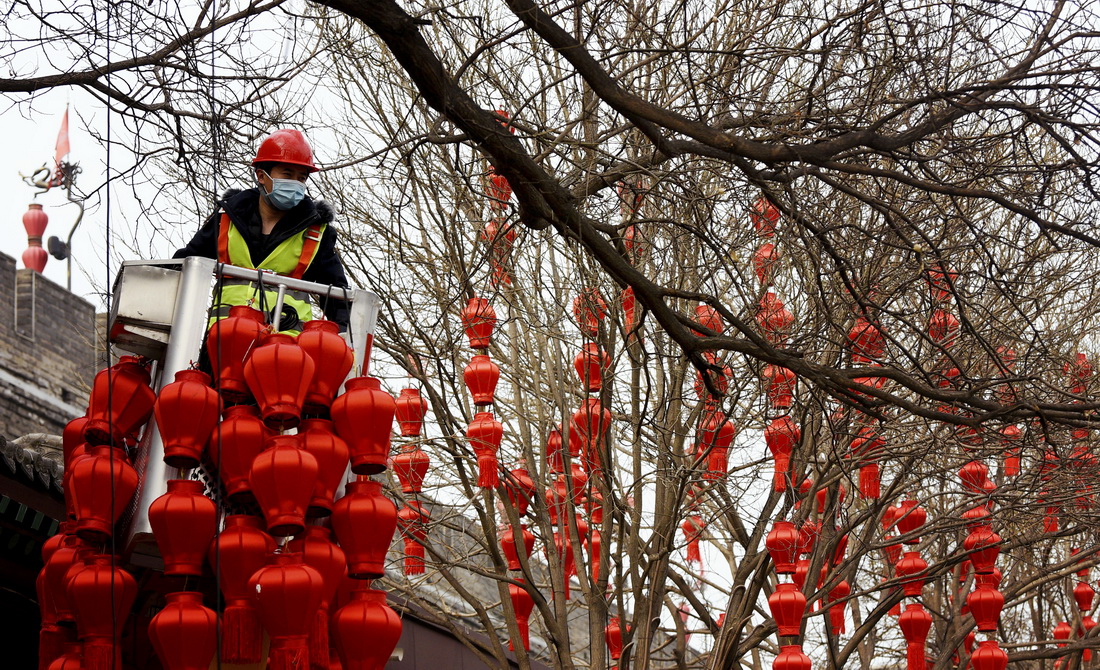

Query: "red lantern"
(1075, 581), (1096, 611)
(766, 521), (800, 574)
(928, 309), (960, 347)
(964, 526), (1002, 574)
(606, 617), (624, 660)
(849, 429), (884, 499)
(298, 418), (351, 517)
(750, 196), (781, 236)
(331, 376), (396, 475)
(682, 515), (704, 565)
(959, 460), (991, 494)
(827, 579), (850, 634)
(573, 290), (608, 339)
(967, 583), (1004, 632)
(848, 316), (884, 364)
(206, 304), (266, 402)
(148, 479), (217, 576)
(154, 369), (220, 469)
(45, 642), (82, 670)
(572, 398), (612, 471)
(43, 534), (86, 625)
(963, 505), (992, 530)
(765, 416), (800, 492)
(895, 499), (926, 544)
(67, 555), (138, 670)
(394, 387), (429, 437)
(250, 552), (325, 670)
(461, 297), (497, 350)
(756, 292), (794, 346)
(552, 530), (576, 599)
(508, 580), (535, 651)
(753, 243), (781, 285)
(895, 551), (928, 597)
(331, 587), (403, 670)
(768, 582), (806, 636)
(773, 644), (812, 670)
(693, 303), (725, 335)
(545, 425), (565, 474)
(502, 523), (536, 571)
(464, 354), (501, 406)
(970, 639), (1008, 670)
(396, 501), (431, 575)
(147, 591), (218, 670)
(297, 319), (354, 412)
(207, 514), (275, 664)
(698, 411), (735, 478)
(392, 444), (431, 494)
(84, 356), (156, 446)
(287, 526), (348, 663)
(899, 603), (932, 670)
(249, 434), (319, 537)
(68, 446), (139, 542)
(330, 479), (398, 579)
(207, 404), (270, 502)
(792, 558), (810, 590)
(762, 365), (797, 409)
(505, 465), (537, 516)
(621, 287), (637, 334)
(62, 417), (88, 468)
(243, 332), (316, 430)
(467, 411), (503, 488)
(589, 527), (603, 584)
(574, 343), (611, 392)
(695, 355), (733, 403)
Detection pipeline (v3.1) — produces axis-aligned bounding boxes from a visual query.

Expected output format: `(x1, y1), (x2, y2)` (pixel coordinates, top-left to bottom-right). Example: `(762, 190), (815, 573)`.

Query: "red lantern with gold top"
(394, 387), (429, 437)
(392, 444), (431, 494)
(461, 297), (497, 350)
(207, 404), (270, 503)
(249, 552), (325, 670)
(67, 554), (137, 670)
(155, 369), (220, 469)
(508, 580), (535, 651)
(147, 591), (218, 670)
(148, 479), (217, 576)
(330, 479), (398, 579)
(331, 587), (403, 670)
(297, 319), (353, 413)
(298, 418), (350, 517)
(396, 501), (431, 575)
(84, 356), (156, 446)
(249, 434), (319, 537)
(243, 332), (315, 430)
(68, 446), (139, 542)
(206, 304), (266, 402)
(207, 515), (275, 664)
(465, 354), (501, 406)
(467, 411), (503, 488)
(331, 376), (396, 475)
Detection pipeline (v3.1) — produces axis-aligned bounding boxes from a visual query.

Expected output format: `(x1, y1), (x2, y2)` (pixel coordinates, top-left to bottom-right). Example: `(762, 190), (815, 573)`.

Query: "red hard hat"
(252, 129), (319, 172)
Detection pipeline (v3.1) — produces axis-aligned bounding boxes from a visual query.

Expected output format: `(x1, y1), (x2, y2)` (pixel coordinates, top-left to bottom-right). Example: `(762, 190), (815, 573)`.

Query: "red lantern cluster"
(483, 110), (518, 286)
(459, 296), (503, 488)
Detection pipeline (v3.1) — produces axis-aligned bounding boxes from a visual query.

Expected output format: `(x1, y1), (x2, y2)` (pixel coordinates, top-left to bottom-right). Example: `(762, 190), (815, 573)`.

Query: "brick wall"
(0, 251), (97, 438)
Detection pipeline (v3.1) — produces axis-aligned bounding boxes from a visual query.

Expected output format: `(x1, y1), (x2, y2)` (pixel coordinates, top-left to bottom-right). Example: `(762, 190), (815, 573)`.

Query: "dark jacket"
(174, 188), (350, 326)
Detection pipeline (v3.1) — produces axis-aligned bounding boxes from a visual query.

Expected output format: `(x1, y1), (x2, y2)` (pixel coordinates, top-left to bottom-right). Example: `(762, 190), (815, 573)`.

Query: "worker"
(173, 128), (349, 332)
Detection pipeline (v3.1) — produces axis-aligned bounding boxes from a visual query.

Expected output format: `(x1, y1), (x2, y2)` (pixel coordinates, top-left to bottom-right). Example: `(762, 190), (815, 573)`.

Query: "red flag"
(54, 106), (70, 167)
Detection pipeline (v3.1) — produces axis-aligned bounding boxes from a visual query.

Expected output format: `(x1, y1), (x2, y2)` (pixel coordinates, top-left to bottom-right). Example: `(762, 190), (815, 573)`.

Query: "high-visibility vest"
(213, 213), (326, 334)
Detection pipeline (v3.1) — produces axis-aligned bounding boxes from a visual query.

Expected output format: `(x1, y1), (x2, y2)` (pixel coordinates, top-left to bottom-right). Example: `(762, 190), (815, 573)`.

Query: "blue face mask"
(260, 171), (307, 210)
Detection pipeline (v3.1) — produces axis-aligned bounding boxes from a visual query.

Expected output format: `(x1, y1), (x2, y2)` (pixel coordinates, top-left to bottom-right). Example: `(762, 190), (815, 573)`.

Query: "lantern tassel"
(517, 619), (531, 651)
(859, 463), (880, 499)
(38, 624), (70, 670)
(889, 602), (901, 617)
(477, 455), (500, 489)
(829, 603), (845, 635)
(773, 455), (789, 492)
(404, 540), (426, 575)
(687, 538), (701, 564)
(221, 603), (264, 664)
(82, 637), (121, 670)
(268, 639), (309, 670)
(309, 609), (330, 670)
(906, 641), (926, 670)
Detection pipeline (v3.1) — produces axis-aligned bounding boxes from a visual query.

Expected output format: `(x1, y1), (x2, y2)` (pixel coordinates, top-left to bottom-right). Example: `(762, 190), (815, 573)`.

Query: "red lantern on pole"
(331, 376), (396, 475)
(899, 603), (932, 670)
(502, 523), (536, 571)
(287, 526), (348, 664)
(392, 444), (431, 494)
(207, 515), (275, 664)
(298, 418), (351, 517)
(206, 304), (266, 402)
(207, 404), (271, 503)
(330, 479), (398, 579)
(22, 203), (49, 272)
(967, 583), (1004, 632)
(396, 501), (431, 575)
(508, 580), (535, 651)
(467, 411), (503, 488)
(84, 356), (156, 446)
(147, 591), (218, 670)
(68, 446), (139, 542)
(147, 479), (217, 576)
(766, 521), (800, 574)
(243, 332), (316, 430)
(461, 297), (497, 350)
(67, 555), (138, 670)
(768, 582), (806, 636)
(464, 354), (501, 405)
(394, 387), (429, 437)
(765, 416), (800, 492)
(250, 552), (326, 670)
(249, 434), (319, 537)
(773, 644), (812, 670)
(762, 365), (797, 410)
(331, 587), (403, 670)
(970, 639), (1008, 670)
(574, 343), (612, 392)
(297, 319), (354, 413)
(154, 369), (220, 469)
